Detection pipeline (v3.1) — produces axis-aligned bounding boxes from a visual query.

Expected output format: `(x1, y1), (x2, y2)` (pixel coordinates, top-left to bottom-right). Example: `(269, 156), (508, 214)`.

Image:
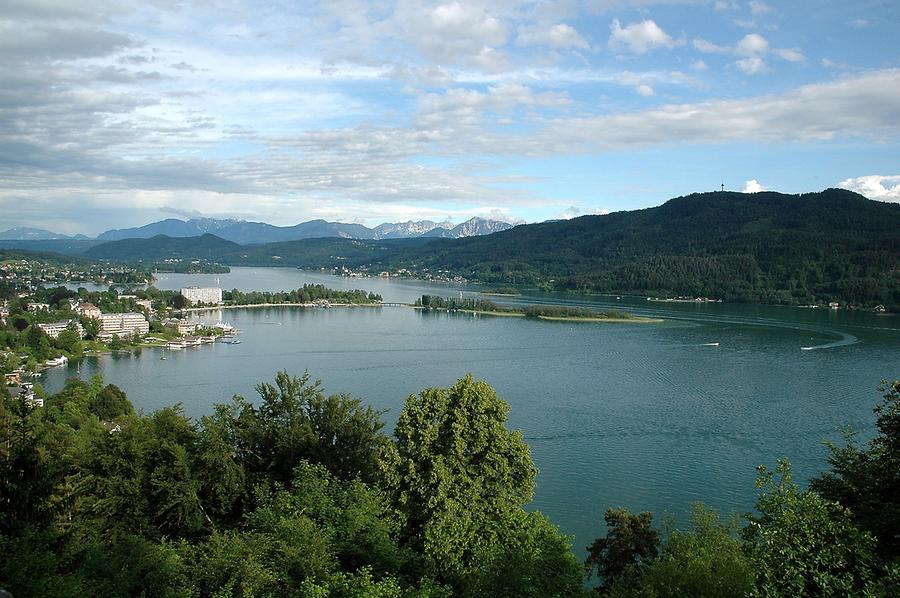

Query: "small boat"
(160, 356), (167, 360)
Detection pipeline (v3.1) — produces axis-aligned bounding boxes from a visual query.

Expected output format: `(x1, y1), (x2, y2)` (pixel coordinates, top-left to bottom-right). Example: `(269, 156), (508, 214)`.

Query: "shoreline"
(183, 302), (384, 313)
(415, 305), (662, 323)
(536, 315), (663, 323)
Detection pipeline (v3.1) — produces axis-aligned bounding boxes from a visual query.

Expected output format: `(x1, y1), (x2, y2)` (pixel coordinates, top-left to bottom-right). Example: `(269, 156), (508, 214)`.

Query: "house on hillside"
(8, 383), (41, 408)
(76, 302), (102, 319)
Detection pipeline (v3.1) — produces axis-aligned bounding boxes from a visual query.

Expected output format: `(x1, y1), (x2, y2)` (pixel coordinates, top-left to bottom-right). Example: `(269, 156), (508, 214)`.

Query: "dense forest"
(67, 189), (900, 309)
(2, 372), (899, 596)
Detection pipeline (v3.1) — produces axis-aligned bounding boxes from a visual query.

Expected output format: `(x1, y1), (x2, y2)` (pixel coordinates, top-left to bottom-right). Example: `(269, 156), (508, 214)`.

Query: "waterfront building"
(8, 383), (41, 408)
(180, 287), (223, 305)
(37, 320), (84, 339)
(162, 318), (197, 335)
(99, 312), (150, 337)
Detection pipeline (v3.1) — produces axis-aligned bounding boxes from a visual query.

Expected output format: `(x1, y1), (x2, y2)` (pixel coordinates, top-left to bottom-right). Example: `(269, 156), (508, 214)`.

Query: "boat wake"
(800, 329), (858, 351)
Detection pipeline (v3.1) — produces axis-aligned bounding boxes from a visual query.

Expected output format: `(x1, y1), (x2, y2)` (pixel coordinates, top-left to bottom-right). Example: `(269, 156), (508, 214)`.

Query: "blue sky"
(2, 0), (899, 234)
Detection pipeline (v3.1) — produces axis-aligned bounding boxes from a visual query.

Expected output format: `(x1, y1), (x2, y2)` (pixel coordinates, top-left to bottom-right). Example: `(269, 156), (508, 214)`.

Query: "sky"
(1, 0), (899, 235)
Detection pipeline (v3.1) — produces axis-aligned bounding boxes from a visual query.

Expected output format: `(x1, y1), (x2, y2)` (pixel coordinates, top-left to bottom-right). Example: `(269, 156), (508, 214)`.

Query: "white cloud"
(416, 82), (570, 128)
(736, 56), (767, 74)
(428, 2), (504, 41)
(774, 48), (805, 62)
(696, 33), (800, 75)
(821, 57), (851, 70)
(749, 1), (773, 16)
(615, 71), (664, 96)
(733, 34), (805, 73)
(848, 18), (870, 29)
(528, 69), (900, 152)
(837, 175), (900, 202)
(559, 206), (609, 219)
(713, 1), (739, 10)
(736, 33), (769, 56)
(482, 207), (525, 224)
(517, 23), (590, 50)
(693, 38), (730, 54)
(357, 1), (515, 73)
(691, 59), (708, 71)
(741, 179), (767, 193)
(609, 19), (678, 54)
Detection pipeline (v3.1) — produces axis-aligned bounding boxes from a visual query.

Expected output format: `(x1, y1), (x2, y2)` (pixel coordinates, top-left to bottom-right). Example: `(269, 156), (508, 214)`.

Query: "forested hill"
(400, 189), (900, 306)
(84, 233), (241, 261)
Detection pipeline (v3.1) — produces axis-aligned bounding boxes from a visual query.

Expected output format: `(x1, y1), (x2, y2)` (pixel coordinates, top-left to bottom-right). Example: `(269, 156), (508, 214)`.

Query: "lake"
(45, 267), (900, 558)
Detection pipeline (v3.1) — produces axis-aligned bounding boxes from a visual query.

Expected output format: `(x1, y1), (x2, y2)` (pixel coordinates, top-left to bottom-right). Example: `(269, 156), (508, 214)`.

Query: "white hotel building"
(99, 312), (150, 337)
(37, 320), (84, 339)
(180, 287), (223, 306)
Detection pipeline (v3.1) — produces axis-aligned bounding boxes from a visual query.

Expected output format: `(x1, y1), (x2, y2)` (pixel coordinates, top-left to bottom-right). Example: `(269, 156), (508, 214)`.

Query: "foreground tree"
(585, 508), (659, 593)
(810, 380), (900, 560)
(605, 504), (754, 598)
(743, 459), (880, 597)
(380, 374), (583, 593)
(466, 509), (584, 597)
(249, 371), (387, 486)
(0, 391), (57, 535)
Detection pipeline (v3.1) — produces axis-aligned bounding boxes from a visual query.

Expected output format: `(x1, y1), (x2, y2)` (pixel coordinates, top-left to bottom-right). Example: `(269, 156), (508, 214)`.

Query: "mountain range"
(1, 217), (513, 244)
(93, 217), (514, 244)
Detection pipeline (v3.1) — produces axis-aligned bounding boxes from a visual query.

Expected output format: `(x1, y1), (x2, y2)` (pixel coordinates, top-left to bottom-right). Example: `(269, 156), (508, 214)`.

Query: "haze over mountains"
(2, 216), (514, 244)
(0, 227), (90, 241)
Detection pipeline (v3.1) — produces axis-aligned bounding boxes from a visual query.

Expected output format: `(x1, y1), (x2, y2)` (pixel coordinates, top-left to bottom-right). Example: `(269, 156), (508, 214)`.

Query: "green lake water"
(47, 267), (900, 558)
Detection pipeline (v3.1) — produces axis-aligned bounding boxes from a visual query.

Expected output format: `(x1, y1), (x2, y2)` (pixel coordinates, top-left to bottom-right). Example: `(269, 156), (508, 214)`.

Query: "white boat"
(45, 356), (68, 367)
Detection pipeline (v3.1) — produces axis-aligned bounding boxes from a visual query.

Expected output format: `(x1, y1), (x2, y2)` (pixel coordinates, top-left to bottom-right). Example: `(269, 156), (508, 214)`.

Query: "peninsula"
(414, 295), (661, 323)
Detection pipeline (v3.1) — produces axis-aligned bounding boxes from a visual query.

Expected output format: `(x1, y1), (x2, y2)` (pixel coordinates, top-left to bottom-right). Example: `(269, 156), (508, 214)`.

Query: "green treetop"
(379, 374), (538, 584)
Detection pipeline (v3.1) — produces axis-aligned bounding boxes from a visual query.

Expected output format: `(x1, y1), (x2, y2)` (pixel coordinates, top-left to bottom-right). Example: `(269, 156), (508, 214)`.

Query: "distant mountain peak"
(423, 217), (515, 238)
(0, 226), (74, 240)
